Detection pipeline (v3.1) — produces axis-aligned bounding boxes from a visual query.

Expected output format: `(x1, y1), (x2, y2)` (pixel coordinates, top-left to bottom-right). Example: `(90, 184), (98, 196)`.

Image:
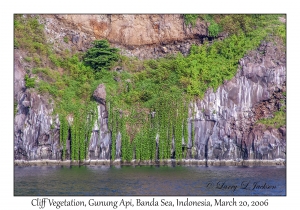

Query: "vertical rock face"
(14, 50), (61, 160)
(189, 40), (286, 160)
(88, 104), (111, 160)
(14, 91), (61, 160)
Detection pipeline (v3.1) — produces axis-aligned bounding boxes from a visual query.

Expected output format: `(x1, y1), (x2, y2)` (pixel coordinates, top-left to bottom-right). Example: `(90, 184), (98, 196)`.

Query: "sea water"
(14, 165), (286, 196)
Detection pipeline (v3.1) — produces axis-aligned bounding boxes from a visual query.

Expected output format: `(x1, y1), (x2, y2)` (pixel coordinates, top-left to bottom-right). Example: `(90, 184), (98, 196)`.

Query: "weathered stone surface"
(14, 49), (112, 161)
(42, 14), (209, 59)
(88, 104), (111, 160)
(188, 40), (286, 161)
(14, 49), (61, 161)
(53, 14), (207, 46)
(93, 84), (106, 105)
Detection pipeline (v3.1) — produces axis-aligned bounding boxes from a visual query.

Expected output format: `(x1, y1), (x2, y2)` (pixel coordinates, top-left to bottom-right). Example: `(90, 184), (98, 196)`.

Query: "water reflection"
(14, 165), (286, 196)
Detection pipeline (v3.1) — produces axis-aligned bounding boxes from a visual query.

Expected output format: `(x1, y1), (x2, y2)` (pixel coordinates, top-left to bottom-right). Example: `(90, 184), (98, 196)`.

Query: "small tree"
(83, 40), (119, 71)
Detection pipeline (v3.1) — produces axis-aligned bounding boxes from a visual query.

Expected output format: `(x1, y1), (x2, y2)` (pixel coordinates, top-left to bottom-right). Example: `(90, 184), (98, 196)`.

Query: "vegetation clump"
(257, 107), (286, 129)
(83, 40), (119, 72)
(24, 74), (35, 88)
(183, 14), (199, 27)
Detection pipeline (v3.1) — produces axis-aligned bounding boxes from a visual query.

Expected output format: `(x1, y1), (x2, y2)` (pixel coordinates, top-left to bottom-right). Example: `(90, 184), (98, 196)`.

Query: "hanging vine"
(59, 115), (68, 160)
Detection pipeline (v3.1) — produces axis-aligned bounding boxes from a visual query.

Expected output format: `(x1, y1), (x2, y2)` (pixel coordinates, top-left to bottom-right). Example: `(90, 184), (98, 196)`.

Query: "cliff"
(43, 14), (208, 59)
(190, 40), (286, 160)
(14, 14), (286, 163)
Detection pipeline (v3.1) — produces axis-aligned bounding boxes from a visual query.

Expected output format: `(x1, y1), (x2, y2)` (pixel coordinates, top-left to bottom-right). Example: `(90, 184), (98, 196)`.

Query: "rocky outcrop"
(88, 104), (111, 160)
(93, 84), (106, 105)
(14, 48), (113, 161)
(14, 50), (61, 160)
(187, 40), (286, 160)
(42, 14), (209, 59)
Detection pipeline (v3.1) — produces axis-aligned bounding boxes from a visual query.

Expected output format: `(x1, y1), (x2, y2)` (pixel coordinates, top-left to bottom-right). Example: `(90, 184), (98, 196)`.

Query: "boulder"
(93, 84), (106, 105)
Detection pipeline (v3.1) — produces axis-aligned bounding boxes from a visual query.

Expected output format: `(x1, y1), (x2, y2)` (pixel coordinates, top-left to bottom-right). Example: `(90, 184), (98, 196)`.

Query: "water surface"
(14, 165), (286, 196)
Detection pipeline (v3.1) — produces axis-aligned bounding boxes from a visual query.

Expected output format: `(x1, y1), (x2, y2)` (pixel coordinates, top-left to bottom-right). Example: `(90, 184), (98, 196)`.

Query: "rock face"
(13, 51), (113, 160)
(42, 14), (209, 59)
(93, 84), (106, 105)
(88, 104), (111, 160)
(187, 40), (286, 160)
(14, 50), (61, 160)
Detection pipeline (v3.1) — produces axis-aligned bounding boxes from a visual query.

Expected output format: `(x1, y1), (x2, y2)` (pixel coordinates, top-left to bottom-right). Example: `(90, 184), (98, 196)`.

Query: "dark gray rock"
(72, 34), (80, 44)
(188, 41), (286, 161)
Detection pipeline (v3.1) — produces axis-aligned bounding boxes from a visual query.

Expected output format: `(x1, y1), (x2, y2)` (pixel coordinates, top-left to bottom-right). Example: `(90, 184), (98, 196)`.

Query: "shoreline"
(14, 158), (286, 167)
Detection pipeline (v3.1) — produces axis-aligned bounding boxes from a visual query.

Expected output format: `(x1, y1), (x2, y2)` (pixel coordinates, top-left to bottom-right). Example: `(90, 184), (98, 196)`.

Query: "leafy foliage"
(15, 15), (98, 161)
(24, 74), (35, 88)
(208, 22), (221, 37)
(14, 15), (48, 58)
(83, 40), (119, 71)
(14, 101), (18, 116)
(257, 93), (286, 129)
(200, 14), (222, 37)
(257, 106), (286, 129)
(183, 14), (199, 27)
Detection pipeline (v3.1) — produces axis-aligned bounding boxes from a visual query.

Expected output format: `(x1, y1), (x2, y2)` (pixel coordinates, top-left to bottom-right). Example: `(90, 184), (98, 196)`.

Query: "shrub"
(208, 22), (221, 37)
(199, 14), (222, 37)
(275, 25), (286, 43)
(183, 14), (199, 27)
(33, 55), (41, 65)
(257, 108), (286, 128)
(14, 15), (47, 55)
(83, 40), (119, 71)
(24, 74), (35, 88)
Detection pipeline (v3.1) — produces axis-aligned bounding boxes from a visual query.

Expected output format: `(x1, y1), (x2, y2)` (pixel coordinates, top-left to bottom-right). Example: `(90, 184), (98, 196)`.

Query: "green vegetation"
(183, 14), (286, 39)
(183, 14), (199, 27)
(33, 56), (98, 160)
(14, 15), (48, 59)
(24, 56), (32, 62)
(257, 105), (286, 129)
(83, 40), (119, 72)
(208, 22), (221, 37)
(14, 14), (286, 161)
(15, 15), (98, 161)
(24, 74), (35, 88)
(200, 15), (222, 37)
(257, 93), (286, 129)
(184, 14), (222, 36)
(63, 36), (69, 43)
(14, 101), (18, 116)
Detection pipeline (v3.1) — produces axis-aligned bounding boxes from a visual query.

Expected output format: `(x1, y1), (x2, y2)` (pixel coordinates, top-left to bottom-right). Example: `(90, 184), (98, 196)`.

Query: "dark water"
(14, 165), (286, 196)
